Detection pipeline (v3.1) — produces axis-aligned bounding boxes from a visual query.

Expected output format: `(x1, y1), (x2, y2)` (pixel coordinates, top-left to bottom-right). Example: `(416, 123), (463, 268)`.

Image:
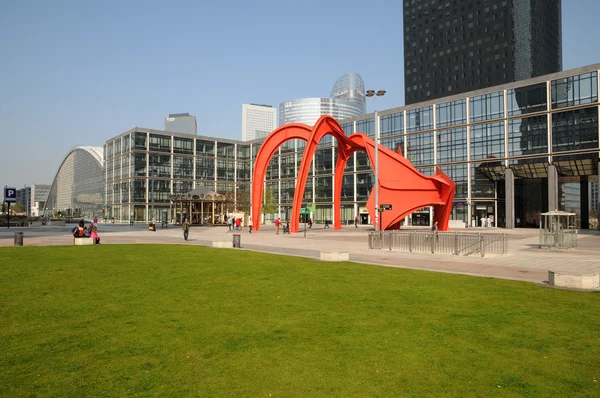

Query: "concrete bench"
(548, 269), (600, 290)
(74, 238), (96, 246)
(212, 241), (233, 248)
(320, 252), (350, 262)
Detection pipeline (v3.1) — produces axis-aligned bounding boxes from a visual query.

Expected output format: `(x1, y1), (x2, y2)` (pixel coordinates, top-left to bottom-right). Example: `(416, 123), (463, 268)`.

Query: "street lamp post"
(366, 89), (386, 231)
(150, 154), (155, 224)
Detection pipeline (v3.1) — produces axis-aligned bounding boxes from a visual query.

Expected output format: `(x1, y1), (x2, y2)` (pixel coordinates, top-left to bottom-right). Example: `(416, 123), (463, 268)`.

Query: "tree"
(236, 190), (251, 213)
(262, 187), (277, 219)
(11, 203), (25, 214)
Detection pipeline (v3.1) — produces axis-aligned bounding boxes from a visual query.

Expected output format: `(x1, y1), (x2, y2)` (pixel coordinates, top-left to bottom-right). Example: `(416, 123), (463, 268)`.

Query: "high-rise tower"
(403, 0), (562, 104)
(242, 104), (277, 141)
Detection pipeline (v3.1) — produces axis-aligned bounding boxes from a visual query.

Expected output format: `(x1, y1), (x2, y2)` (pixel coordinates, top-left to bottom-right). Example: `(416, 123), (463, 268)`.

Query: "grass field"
(1, 245), (599, 397)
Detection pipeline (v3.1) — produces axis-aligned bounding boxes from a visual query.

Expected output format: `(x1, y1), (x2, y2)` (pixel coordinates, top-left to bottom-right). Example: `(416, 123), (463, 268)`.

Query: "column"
(505, 168), (515, 229)
(581, 176), (589, 229)
(548, 164), (559, 212)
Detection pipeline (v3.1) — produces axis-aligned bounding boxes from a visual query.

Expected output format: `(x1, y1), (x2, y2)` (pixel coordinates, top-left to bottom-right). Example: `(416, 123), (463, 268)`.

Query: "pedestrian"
(227, 216), (232, 231)
(182, 218), (190, 241)
(275, 217), (281, 234)
(248, 218), (253, 233)
(432, 221), (439, 233)
(307, 218), (312, 229)
(355, 216), (358, 228)
(235, 218), (241, 231)
(324, 219), (330, 228)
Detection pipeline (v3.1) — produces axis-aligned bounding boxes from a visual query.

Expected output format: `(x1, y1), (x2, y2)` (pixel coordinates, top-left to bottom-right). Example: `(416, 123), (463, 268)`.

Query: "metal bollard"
(14, 232), (24, 246)
(233, 234), (241, 248)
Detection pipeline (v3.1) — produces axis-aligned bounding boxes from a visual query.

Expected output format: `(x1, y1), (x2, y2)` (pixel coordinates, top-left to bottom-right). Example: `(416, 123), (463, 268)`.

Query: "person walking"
(355, 216), (359, 228)
(248, 218), (253, 234)
(227, 216), (232, 231)
(324, 219), (330, 228)
(275, 218), (281, 234)
(182, 218), (190, 241)
(235, 218), (241, 231)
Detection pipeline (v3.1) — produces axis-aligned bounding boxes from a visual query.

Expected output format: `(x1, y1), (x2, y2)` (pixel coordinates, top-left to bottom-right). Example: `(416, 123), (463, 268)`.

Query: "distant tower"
(165, 113), (197, 135)
(403, 0), (562, 104)
(242, 104), (277, 141)
(279, 72), (366, 126)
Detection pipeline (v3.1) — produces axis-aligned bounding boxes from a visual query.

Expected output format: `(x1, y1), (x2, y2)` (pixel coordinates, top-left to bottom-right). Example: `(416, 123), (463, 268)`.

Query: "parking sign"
(4, 187), (16, 202)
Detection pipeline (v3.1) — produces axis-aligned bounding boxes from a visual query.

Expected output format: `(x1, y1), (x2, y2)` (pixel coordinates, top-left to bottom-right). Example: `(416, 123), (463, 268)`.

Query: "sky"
(1, 0), (600, 189)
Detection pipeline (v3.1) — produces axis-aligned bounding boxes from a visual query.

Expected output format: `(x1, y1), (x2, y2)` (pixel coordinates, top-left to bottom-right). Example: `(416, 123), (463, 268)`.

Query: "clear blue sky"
(1, 0), (599, 189)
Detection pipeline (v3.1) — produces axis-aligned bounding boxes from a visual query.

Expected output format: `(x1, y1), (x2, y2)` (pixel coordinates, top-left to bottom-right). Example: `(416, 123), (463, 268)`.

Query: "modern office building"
(242, 104), (277, 141)
(403, 0), (562, 104)
(104, 129), (252, 224)
(104, 63), (600, 229)
(165, 113), (197, 135)
(30, 184), (51, 216)
(44, 146), (104, 218)
(16, 187), (30, 214)
(279, 72), (366, 126)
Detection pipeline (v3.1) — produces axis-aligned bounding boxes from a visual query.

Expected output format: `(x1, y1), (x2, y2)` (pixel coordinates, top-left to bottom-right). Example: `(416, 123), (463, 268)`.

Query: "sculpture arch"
(251, 116), (456, 232)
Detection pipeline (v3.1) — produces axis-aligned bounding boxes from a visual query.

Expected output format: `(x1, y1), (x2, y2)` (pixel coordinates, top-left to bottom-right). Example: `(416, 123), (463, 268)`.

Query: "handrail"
(368, 231), (507, 257)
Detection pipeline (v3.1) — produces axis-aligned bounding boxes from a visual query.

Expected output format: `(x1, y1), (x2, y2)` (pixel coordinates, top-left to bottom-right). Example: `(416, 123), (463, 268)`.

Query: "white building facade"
(242, 104), (277, 141)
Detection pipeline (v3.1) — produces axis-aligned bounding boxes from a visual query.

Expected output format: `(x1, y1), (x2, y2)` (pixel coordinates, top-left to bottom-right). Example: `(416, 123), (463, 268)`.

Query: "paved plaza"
(2, 223), (600, 286)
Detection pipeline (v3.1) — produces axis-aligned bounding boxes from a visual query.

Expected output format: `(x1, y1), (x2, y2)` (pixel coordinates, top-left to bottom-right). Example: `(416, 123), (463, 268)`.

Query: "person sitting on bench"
(73, 219), (86, 238)
(282, 220), (291, 234)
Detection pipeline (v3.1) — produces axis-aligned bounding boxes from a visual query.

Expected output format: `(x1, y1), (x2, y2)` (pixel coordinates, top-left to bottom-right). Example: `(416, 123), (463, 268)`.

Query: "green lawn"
(1, 245), (599, 397)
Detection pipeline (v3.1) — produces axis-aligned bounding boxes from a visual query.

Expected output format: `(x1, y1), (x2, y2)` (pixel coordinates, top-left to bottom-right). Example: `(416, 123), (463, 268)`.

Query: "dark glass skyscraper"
(403, 0), (562, 104)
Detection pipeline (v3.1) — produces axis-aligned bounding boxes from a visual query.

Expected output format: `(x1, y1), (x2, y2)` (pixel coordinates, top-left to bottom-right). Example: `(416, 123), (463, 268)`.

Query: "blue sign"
(4, 187), (16, 202)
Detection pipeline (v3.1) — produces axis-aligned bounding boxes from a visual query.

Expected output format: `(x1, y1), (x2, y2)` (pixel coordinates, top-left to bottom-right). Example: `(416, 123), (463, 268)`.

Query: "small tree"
(11, 203), (25, 214)
(262, 187), (277, 222)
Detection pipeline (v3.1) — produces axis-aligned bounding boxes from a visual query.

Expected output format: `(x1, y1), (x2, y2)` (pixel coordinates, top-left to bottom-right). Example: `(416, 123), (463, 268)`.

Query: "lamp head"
(376, 90), (387, 96)
(366, 90), (375, 97)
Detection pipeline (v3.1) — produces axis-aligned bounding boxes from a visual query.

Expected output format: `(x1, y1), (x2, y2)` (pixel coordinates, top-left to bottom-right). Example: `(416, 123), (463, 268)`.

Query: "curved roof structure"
(43, 146), (105, 217)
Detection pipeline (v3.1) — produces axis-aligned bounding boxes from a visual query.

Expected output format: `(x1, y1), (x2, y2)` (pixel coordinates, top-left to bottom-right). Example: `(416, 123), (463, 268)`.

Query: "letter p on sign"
(4, 187), (16, 202)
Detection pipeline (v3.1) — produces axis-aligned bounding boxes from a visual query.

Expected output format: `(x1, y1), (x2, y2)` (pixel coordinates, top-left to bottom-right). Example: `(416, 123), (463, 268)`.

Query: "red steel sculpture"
(251, 116), (456, 233)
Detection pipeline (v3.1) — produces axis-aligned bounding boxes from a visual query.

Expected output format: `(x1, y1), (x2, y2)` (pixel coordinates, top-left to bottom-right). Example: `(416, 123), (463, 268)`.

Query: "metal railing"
(368, 231), (507, 257)
(539, 230), (577, 249)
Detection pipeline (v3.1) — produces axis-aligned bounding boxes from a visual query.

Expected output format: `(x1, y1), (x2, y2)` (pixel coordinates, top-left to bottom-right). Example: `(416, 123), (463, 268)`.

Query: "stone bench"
(74, 238), (96, 246)
(212, 241), (233, 248)
(320, 252), (350, 262)
(548, 269), (600, 290)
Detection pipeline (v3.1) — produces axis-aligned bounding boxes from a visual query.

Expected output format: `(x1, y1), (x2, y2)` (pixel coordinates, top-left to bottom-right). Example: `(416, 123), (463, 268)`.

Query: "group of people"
(72, 219), (101, 244)
(274, 218), (290, 234)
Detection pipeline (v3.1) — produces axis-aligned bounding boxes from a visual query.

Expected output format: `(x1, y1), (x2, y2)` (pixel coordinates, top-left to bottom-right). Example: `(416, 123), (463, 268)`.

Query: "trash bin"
(14, 232), (23, 246)
(233, 234), (241, 248)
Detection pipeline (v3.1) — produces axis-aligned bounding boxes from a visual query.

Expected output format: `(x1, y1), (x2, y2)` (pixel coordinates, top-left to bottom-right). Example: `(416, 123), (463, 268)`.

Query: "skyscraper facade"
(279, 72), (366, 126)
(165, 113), (197, 135)
(403, 0), (562, 105)
(242, 104), (277, 141)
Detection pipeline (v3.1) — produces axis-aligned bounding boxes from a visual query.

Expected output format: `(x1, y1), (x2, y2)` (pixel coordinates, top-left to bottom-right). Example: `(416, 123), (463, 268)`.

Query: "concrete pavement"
(2, 223), (600, 286)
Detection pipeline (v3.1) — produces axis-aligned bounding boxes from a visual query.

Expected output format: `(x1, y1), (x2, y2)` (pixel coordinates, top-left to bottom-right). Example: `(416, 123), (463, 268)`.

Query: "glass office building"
(104, 63), (600, 229)
(279, 72), (366, 126)
(45, 146), (104, 218)
(165, 113), (197, 135)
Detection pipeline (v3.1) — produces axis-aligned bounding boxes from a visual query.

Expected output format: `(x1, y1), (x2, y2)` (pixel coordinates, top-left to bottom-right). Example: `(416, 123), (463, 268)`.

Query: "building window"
(470, 121), (505, 160)
(436, 99), (466, 127)
(470, 91), (504, 122)
(551, 72), (598, 109)
(437, 127), (467, 163)
(508, 83), (547, 116)
(552, 107), (599, 153)
(407, 106), (434, 132)
(149, 134), (171, 152)
(508, 117), (548, 156)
